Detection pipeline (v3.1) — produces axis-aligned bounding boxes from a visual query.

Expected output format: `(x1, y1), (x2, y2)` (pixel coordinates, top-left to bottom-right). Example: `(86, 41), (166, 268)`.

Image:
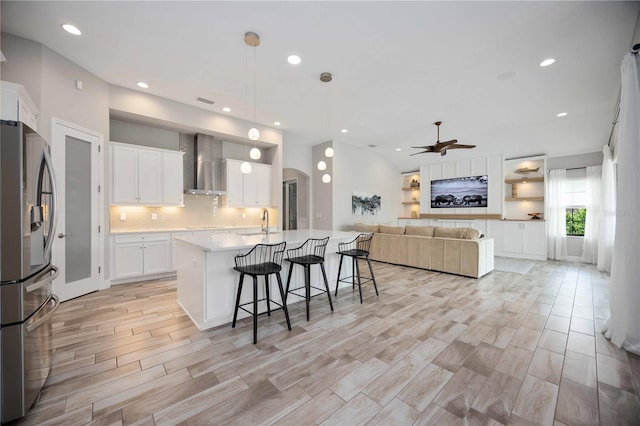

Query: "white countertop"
(175, 229), (359, 253)
(110, 225), (266, 235)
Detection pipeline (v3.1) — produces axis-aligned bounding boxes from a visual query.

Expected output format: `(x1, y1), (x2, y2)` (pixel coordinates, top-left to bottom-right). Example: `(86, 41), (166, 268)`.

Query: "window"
(566, 207), (586, 236)
(564, 176), (586, 236)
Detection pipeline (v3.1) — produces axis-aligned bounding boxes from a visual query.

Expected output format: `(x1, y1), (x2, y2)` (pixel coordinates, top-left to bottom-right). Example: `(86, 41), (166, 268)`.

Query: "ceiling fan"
(411, 121), (476, 156)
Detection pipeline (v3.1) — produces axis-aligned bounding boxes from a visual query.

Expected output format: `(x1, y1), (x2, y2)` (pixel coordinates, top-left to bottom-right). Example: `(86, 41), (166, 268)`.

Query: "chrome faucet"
(261, 208), (270, 236)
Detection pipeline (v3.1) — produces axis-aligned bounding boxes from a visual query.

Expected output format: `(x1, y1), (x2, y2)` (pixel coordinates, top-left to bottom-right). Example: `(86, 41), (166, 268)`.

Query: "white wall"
(2, 32), (111, 279)
(332, 142), (401, 231)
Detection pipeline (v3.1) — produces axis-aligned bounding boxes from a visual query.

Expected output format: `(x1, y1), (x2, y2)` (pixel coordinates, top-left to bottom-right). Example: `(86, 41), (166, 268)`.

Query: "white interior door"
(51, 119), (104, 301)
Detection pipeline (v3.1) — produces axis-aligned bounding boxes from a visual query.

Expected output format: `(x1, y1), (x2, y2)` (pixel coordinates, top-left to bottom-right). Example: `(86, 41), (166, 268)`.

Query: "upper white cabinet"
(1, 81), (39, 131)
(110, 142), (183, 206)
(224, 159), (272, 207)
(162, 151), (184, 205)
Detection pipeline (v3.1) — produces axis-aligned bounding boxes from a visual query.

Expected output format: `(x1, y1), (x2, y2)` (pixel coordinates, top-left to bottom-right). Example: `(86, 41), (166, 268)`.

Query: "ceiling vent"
(196, 97), (215, 105)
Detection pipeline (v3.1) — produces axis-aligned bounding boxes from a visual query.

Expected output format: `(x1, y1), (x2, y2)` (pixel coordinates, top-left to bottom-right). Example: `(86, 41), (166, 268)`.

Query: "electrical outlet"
(151, 213), (158, 220)
(120, 212), (127, 221)
(241, 213), (246, 219)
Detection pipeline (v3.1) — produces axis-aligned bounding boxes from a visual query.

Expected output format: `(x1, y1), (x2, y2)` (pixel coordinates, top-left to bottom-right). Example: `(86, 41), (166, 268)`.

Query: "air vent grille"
(196, 97), (215, 105)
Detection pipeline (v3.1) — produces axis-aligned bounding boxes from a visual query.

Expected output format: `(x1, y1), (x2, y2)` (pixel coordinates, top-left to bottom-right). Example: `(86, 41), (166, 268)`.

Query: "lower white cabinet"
(502, 221), (546, 260)
(112, 233), (171, 280)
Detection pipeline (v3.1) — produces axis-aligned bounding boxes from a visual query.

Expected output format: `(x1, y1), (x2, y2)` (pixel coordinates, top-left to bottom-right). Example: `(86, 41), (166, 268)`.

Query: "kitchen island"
(175, 229), (359, 330)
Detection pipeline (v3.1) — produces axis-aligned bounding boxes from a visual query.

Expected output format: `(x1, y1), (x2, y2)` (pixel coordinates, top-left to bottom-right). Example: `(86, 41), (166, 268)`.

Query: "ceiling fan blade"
(410, 151), (432, 156)
(411, 146), (435, 152)
(448, 144), (476, 149)
(439, 139), (458, 145)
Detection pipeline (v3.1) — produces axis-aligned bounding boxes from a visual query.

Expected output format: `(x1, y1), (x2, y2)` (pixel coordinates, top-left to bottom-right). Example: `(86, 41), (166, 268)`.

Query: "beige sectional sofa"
(355, 224), (494, 278)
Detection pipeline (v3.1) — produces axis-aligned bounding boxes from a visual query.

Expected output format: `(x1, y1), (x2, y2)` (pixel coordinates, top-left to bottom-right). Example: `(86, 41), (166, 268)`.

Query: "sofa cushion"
(433, 227), (463, 238)
(405, 225), (435, 237)
(379, 225), (405, 235)
(460, 228), (482, 240)
(354, 223), (379, 233)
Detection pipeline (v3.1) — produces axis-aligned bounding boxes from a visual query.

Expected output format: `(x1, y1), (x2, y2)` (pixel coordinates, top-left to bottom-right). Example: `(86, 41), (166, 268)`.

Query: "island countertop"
(175, 229), (360, 331)
(174, 229), (359, 253)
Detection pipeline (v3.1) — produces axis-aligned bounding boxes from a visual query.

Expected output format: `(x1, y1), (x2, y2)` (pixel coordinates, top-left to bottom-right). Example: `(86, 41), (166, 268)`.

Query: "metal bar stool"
(335, 233), (378, 303)
(232, 242), (291, 344)
(285, 237), (333, 321)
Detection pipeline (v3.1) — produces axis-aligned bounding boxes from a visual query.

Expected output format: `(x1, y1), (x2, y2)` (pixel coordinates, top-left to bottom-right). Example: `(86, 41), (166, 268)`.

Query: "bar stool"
(285, 237), (333, 321)
(232, 242), (291, 344)
(335, 233), (378, 303)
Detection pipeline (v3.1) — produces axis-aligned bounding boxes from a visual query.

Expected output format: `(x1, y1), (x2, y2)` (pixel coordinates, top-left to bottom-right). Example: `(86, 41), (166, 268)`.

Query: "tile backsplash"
(110, 194), (279, 232)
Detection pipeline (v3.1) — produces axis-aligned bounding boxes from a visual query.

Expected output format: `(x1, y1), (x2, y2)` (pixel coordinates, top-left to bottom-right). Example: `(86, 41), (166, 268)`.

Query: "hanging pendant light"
(240, 161), (252, 174)
(245, 32), (261, 159)
(241, 31), (261, 174)
(249, 147), (261, 160)
(320, 72), (333, 183)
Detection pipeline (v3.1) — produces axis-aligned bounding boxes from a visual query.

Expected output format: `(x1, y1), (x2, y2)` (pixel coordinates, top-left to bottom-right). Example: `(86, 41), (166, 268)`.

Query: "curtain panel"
(546, 169), (567, 260)
(604, 52), (640, 355)
(597, 145), (616, 273)
(581, 165), (602, 264)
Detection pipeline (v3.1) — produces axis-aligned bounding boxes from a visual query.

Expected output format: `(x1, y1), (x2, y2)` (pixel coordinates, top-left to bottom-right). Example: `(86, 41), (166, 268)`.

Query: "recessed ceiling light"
(395, 148), (402, 152)
(341, 129), (348, 133)
(287, 55), (301, 65)
(137, 82), (149, 89)
(222, 107), (231, 112)
(557, 112), (568, 117)
(540, 58), (556, 67)
(62, 24), (82, 36)
(273, 121), (281, 126)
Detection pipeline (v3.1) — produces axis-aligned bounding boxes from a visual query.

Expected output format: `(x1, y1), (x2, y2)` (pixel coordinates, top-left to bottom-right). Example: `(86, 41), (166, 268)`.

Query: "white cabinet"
(1, 81), (39, 131)
(502, 221), (546, 260)
(111, 142), (183, 206)
(163, 151), (184, 205)
(224, 159), (272, 207)
(112, 233), (171, 281)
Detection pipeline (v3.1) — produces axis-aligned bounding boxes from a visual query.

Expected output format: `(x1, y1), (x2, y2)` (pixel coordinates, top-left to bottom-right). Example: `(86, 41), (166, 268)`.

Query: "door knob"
(57, 233), (69, 238)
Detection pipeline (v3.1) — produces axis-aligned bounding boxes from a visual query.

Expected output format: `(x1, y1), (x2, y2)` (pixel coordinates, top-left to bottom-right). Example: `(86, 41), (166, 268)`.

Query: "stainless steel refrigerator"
(1, 120), (60, 423)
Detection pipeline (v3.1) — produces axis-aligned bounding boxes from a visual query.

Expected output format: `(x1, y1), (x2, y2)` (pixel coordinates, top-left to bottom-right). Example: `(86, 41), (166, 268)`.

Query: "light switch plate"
(151, 213), (158, 220)
(120, 213), (126, 221)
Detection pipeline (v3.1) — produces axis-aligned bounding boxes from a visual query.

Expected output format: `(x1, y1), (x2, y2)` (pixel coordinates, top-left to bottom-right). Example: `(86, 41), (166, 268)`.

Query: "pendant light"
(241, 32), (260, 174)
(318, 72), (333, 183)
(245, 31), (261, 162)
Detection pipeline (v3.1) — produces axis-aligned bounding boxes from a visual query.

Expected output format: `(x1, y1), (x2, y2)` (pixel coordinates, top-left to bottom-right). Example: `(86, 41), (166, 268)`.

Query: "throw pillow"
(354, 223), (379, 233)
(405, 225), (435, 237)
(379, 225), (405, 235)
(460, 227), (482, 240)
(433, 227), (463, 238)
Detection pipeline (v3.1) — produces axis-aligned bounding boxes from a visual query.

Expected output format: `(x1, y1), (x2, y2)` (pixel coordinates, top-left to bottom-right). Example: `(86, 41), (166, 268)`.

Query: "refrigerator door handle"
(41, 147), (58, 263)
(25, 265), (59, 294)
(25, 294), (60, 333)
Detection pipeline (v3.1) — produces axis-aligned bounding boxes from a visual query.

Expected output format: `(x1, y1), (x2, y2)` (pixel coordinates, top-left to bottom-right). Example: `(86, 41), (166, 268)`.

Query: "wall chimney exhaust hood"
(184, 133), (226, 195)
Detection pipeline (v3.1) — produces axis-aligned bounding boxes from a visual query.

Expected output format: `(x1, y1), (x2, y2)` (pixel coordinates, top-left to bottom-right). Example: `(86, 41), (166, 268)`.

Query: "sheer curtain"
(546, 169), (567, 260)
(604, 51), (640, 355)
(597, 145), (616, 273)
(581, 165), (602, 263)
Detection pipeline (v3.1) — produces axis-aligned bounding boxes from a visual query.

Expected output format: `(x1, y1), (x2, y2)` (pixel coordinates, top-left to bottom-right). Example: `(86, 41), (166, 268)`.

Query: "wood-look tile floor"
(13, 260), (640, 425)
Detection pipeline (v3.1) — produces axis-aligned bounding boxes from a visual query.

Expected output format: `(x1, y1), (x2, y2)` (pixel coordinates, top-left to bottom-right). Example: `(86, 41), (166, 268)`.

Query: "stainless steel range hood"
(184, 133), (226, 195)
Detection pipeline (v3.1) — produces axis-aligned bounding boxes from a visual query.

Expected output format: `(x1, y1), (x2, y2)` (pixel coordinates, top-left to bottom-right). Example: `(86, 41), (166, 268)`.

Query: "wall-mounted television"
(430, 175), (488, 208)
